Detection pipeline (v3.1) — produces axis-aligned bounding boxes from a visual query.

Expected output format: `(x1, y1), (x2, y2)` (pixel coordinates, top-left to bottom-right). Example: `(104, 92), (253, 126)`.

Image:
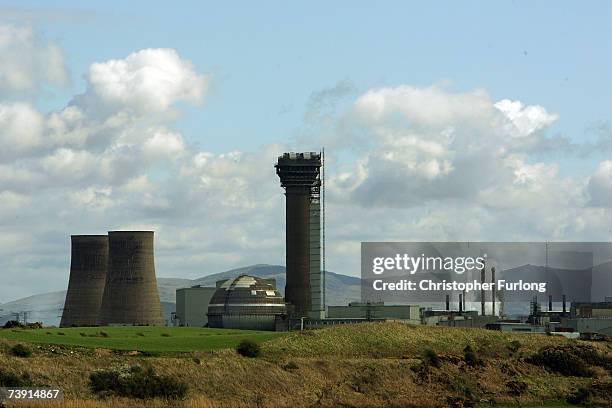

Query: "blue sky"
(6, 1), (611, 154)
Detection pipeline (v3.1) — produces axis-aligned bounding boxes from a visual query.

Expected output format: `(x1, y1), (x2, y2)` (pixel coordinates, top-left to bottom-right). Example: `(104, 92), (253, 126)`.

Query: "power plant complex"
(56, 151), (612, 338)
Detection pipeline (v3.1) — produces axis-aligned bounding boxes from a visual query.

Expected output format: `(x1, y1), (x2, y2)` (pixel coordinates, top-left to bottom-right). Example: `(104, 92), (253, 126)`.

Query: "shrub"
(423, 348), (441, 368)
(0, 369), (33, 387)
(136, 332), (145, 337)
(282, 361), (299, 371)
(89, 365), (187, 399)
(506, 379), (528, 396)
(99, 331), (109, 338)
(3, 320), (22, 329)
(11, 344), (32, 358)
(507, 340), (521, 354)
(57, 332), (65, 336)
(527, 344), (608, 377)
(463, 345), (482, 367)
(80, 332), (87, 337)
(236, 339), (260, 358)
(160, 333), (171, 337)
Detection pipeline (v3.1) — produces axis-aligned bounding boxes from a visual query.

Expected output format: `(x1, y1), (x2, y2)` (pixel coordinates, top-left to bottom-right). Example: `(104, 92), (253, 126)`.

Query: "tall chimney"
(481, 262), (486, 316)
(491, 266), (496, 316)
(548, 295), (553, 312)
(445, 294), (450, 311)
(562, 294), (567, 315)
(276, 152), (322, 317)
(459, 294), (463, 313)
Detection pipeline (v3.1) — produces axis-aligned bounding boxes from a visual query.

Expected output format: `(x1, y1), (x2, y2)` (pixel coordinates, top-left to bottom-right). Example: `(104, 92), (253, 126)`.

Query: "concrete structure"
(60, 235), (108, 327)
(207, 275), (286, 331)
(175, 286), (216, 327)
(327, 302), (420, 324)
(276, 152), (323, 318)
(98, 231), (163, 326)
(486, 322), (547, 333)
(421, 309), (479, 326)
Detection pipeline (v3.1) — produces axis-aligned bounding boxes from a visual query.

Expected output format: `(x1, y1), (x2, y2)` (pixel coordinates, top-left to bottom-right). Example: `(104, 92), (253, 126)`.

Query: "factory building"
(327, 302), (420, 324)
(98, 231), (164, 326)
(207, 275), (286, 331)
(60, 235), (109, 327)
(276, 152), (325, 319)
(175, 286), (216, 327)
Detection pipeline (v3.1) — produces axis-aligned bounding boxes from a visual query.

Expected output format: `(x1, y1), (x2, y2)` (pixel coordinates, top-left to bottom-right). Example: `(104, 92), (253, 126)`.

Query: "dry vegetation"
(0, 322), (610, 408)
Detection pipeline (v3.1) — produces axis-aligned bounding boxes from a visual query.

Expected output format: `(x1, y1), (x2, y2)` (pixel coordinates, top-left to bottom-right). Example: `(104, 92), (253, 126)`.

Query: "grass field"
(0, 322), (610, 407)
(0, 326), (285, 352)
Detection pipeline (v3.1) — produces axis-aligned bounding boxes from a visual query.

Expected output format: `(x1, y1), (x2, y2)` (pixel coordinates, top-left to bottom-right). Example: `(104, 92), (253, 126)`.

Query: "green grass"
(0, 326), (285, 353)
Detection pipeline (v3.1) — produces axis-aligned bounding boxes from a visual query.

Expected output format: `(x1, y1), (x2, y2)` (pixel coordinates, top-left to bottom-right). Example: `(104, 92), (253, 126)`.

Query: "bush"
(236, 339), (260, 358)
(507, 340), (521, 354)
(11, 344), (32, 358)
(160, 333), (171, 337)
(506, 379), (528, 396)
(99, 331), (109, 338)
(3, 320), (22, 329)
(89, 365), (187, 399)
(423, 348), (441, 368)
(463, 345), (482, 367)
(0, 369), (33, 387)
(527, 344), (609, 377)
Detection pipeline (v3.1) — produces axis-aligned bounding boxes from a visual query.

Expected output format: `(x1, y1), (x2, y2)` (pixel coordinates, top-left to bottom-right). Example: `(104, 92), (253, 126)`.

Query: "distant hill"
(0, 265), (361, 327)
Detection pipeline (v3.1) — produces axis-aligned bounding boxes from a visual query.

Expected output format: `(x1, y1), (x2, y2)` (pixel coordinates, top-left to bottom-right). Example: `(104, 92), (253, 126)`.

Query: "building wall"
(176, 287), (216, 327)
(327, 304), (420, 323)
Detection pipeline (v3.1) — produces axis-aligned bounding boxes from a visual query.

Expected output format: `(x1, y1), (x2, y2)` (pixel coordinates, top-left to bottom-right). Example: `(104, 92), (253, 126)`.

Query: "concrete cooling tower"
(98, 231), (163, 326)
(60, 235), (109, 327)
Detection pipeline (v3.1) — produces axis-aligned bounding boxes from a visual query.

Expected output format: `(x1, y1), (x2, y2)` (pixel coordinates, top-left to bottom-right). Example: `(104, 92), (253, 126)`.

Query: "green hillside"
(0, 326), (284, 353)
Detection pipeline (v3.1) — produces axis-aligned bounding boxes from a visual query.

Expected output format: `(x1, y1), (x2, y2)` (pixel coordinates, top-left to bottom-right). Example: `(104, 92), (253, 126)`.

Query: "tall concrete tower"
(276, 152), (322, 317)
(98, 231), (163, 326)
(60, 235), (108, 327)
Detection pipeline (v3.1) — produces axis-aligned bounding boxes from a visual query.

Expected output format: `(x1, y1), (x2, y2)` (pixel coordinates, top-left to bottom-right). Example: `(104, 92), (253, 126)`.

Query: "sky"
(0, 1), (611, 301)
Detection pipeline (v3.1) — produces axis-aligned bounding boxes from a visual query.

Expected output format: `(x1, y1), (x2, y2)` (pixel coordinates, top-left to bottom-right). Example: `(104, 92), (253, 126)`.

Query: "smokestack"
(445, 294), (450, 311)
(462, 289), (466, 311)
(548, 295), (553, 312)
(491, 266), (496, 316)
(459, 294), (463, 313)
(60, 235), (108, 327)
(481, 262), (486, 316)
(98, 231), (163, 326)
(562, 294), (567, 315)
(276, 152), (322, 317)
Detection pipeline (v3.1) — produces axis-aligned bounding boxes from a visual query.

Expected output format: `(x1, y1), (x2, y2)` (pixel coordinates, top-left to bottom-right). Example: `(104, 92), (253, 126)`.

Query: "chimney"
(445, 294), (450, 311)
(481, 262), (486, 316)
(459, 294), (463, 313)
(491, 266), (496, 316)
(548, 295), (553, 312)
(562, 294), (567, 315)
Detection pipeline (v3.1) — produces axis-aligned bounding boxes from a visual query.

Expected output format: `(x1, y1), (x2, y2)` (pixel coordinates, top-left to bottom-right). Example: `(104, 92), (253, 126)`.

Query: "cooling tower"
(276, 152), (322, 317)
(98, 231), (163, 326)
(60, 235), (108, 327)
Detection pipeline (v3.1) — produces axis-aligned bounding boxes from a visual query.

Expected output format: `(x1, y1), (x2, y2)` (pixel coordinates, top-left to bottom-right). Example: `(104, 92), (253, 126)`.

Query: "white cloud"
(76, 48), (209, 117)
(587, 161), (612, 208)
(495, 99), (559, 137)
(0, 23), (68, 95)
(0, 102), (44, 159)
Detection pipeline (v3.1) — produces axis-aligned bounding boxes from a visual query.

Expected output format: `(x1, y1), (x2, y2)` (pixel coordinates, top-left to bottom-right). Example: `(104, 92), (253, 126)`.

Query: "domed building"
(207, 275), (286, 331)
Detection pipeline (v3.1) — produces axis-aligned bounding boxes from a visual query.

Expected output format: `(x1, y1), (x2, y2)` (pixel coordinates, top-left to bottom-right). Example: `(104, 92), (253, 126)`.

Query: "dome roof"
(208, 275), (285, 310)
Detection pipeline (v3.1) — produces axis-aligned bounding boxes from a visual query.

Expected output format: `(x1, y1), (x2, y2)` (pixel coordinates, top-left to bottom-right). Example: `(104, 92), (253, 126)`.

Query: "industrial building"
(327, 302), (420, 324)
(98, 231), (164, 326)
(276, 152), (325, 319)
(60, 235), (109, 327)
(207, 275), (286, 330)
(175, 286), (216, 327)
